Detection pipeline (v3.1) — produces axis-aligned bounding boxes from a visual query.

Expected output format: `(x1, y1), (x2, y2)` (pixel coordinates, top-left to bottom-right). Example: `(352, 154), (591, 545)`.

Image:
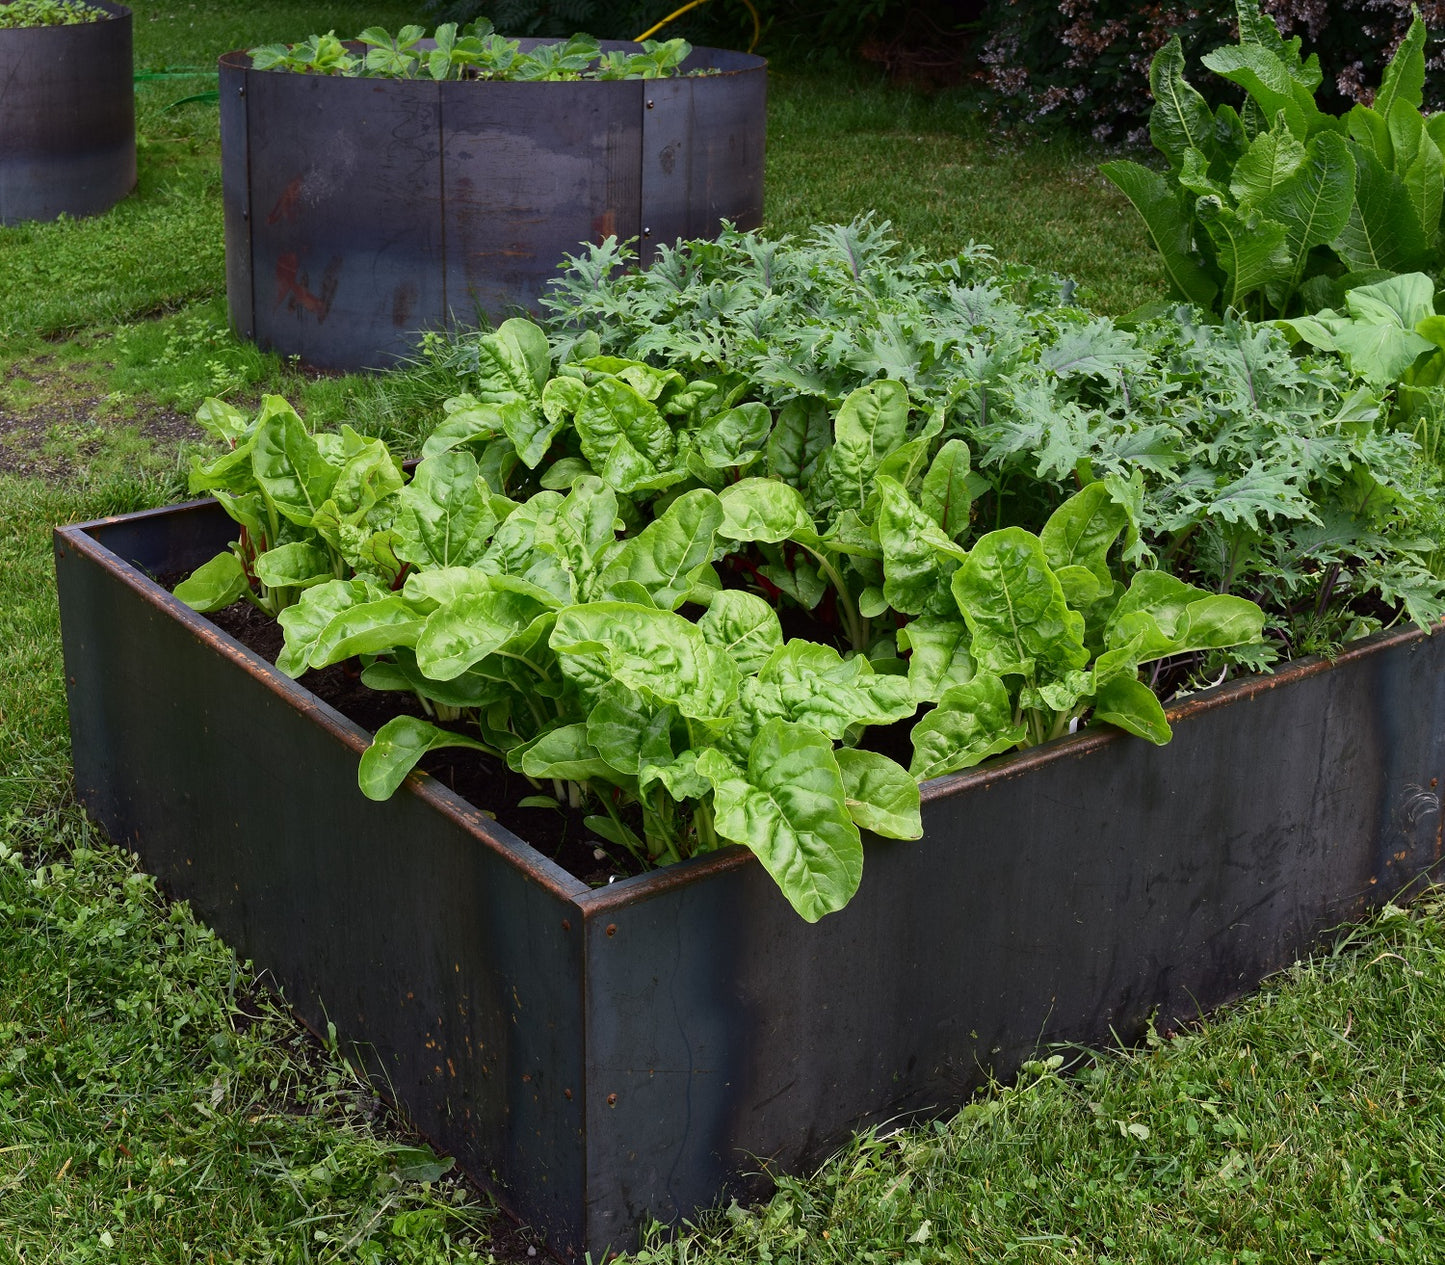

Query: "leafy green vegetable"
(1102, 1), (1442, 319)
(250, 22), (695, 82)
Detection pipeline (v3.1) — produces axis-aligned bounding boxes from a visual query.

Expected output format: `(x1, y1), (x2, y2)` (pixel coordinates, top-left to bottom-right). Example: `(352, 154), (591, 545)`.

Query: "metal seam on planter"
(218, 42), (766, 370)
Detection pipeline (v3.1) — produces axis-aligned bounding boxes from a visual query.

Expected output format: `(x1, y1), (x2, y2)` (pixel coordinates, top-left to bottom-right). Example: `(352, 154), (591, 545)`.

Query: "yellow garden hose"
(635, 0), (761, 53)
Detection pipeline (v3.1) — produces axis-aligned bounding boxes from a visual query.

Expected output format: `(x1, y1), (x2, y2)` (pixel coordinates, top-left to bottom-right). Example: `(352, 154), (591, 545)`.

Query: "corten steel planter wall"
(0, 2), (135, 226)
(218, 43), (766, 372)
(55, 501), (1445, 1257)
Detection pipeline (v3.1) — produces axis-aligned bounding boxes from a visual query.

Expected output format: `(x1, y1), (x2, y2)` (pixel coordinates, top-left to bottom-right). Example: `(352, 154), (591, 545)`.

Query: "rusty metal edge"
(56, 511), (592, 904)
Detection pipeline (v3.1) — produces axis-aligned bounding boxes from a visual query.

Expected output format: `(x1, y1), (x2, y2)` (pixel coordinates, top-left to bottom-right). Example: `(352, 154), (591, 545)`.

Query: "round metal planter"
(219, 42), (767, 371)
(0, 1), (136, 226)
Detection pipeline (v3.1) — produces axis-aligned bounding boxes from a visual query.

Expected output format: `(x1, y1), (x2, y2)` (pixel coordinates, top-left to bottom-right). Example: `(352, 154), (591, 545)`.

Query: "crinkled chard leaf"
(394, 452), (498, 570)
(599, 488), (724, 610)
(359, 715), (493, 801)
(253, 396), (340, 528)
(174, 550), (249, 612)
(909, 674), (1028, 780)
(415, 589), (554, 681)
(950, 528), (1090, 679)
(697, 722), (863, 923)
(834, 747), (922, 839)
(697, 590), (784, 676)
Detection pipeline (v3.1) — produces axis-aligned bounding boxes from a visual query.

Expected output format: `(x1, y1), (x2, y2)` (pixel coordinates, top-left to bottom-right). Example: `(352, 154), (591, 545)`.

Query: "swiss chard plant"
(174, 396), (407, 617)
(0, 0), (105, 27)
(1101, 1), (1445, 319)
(249, 21), (693, 82)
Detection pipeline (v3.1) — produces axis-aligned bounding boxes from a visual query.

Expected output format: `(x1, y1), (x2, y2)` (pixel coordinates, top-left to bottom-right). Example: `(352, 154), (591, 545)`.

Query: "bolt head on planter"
(0, 1), (136, 226)
(219, 40), (767, 372)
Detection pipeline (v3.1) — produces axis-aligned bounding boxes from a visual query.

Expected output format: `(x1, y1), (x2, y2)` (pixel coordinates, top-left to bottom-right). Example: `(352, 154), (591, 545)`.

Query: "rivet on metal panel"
(238, 86), (245, 97)
(643, 227), (652, 238)
(605, 923), (617, 937)
(607, 1093), (618, 1107)
(561, 919), (571, 931)
(563, 1087), (573, 1100)
(646, 98), (655, 109)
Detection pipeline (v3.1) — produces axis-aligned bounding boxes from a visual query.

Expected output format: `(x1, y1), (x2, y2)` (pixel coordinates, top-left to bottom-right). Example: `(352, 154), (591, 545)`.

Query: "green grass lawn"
(2, 3), (1441, 1263)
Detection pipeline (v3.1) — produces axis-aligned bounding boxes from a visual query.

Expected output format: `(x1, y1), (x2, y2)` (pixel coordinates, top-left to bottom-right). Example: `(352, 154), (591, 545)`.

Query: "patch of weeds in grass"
(0, 807), (502, 1263)
(632, 895), (1445, 1264)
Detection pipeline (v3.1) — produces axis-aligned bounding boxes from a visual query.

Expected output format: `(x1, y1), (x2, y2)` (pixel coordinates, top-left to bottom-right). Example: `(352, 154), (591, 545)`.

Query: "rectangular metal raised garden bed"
(54, 499), (1445, 1258)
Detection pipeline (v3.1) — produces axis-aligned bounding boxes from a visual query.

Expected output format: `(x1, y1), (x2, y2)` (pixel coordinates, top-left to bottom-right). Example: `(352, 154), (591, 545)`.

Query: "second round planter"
(219, 43), (767, 371)
(0, 1), (136, 226)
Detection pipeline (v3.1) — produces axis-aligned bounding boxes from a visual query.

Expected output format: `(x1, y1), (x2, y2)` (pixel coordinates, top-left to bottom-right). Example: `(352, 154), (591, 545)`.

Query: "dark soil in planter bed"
(196, 593), (631, 889)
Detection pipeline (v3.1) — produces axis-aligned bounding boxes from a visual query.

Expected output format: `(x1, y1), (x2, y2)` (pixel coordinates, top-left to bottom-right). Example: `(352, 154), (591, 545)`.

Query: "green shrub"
(1102, 2), (1445, 318)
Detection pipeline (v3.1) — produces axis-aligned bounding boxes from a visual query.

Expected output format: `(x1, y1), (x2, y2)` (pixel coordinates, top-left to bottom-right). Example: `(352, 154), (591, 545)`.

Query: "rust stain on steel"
(273, 253), (343, 323)
(267, 175), (304, 225)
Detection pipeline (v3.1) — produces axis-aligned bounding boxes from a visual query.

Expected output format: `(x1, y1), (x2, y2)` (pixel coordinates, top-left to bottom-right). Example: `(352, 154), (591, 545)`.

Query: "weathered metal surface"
(219, 42), (766, 371)
(0, 1), (135, 225)
(219, 53), (446, 371)
(55, 502), (591, 1246)
(56, 501), (1445, 1258)
(638, 47), (767, 264)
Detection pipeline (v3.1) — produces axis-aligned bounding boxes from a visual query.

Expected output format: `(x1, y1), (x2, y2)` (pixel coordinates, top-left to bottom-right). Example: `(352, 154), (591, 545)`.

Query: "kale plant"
(529, 219), (1445, 658)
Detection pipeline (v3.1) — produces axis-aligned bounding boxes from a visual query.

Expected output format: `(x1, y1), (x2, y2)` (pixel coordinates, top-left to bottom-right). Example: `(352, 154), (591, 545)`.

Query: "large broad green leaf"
(472, 318), (550, 408)
(359, 716), (493, 801)
(252, 397), (339, 527)
(697, 722), (863, 923)
(1039, 482), (1127, 587)
(301, 595), (428, 670)
(1148, 36), (1216, 166)
(573, 377), (678, 493)
(1092, 673), (1171, 745)
(876, 476), (966, 617)
(744, 640), (917, 739)
(697, 590), (783, 676)
(415, 589), (552, 681)
(693, 402), (772, 470)
(897, 614), (975, 704)
(835, 748), (922, 840)
(1230, 124), (1306, 204)
(275, 578), (382, 677)
(599, 488), (723, 610)
(919, 438), (973, 541)
(1099, 161), (1220, 310)
(512, 724), (623, 787)
(1105, 571), (1265, 660)
(908, 673), (1026, 781)
(551, 601), (735, 720)
(828, 380), (911, 512)
(174, 550), (249, 612)
(252, 541), (333, 590)
(420, 395), (508, 459)
(1388, 99), (1443, 251)
(193, 396), (251, 444)
(1347, 104), (1391, 167)
(393, 452), (498, 569)
(1257, 129), (1356, 290)
(585, 682), (675, 776)
(950, 528), (1089, 679)
(717, 478), (815, 543)
(1200, 43), (1318, 138)
(766, 396), (830, 488)
(1335, 143), (1430, 273)
(1374, 15), (1426, 118)
(1195, 197), (1292, 310)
